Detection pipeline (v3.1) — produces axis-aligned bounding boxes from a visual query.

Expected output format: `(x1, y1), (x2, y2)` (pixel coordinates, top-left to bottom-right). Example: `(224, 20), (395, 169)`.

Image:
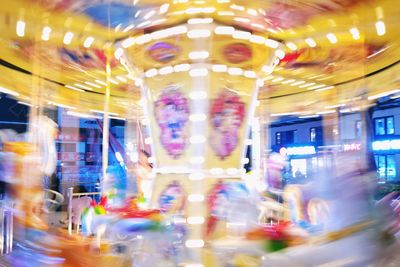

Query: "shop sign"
(343, 143), (361, 152)
(280, 146), (316, 156)
(372, 140), (400, 151)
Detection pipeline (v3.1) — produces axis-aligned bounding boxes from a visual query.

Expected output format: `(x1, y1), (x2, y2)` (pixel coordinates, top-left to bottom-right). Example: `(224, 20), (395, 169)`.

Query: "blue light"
(372, 140), (400, 151)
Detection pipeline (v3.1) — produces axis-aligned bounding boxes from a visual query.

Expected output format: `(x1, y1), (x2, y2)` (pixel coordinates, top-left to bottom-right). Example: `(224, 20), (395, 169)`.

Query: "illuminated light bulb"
(174, 64), (191, 72)
(228, 67), (243, 75)
(190, 135), (206, 144)
(230, 4), (245, 11)
(108, 78), (119, 85)
(143, 10), (156, 20)
(251, 23), (265, 30)
(189, 91), (207, 100)
(95, 80), (107, 86)
(145, 68), (158, 77)
(84, 81), (101, 88)
(83, 36), (94, 48)
(299, 82), (316, 88)
(189, 68), (208, 77)
(214, 26), (235, 35)
(121, 37), (135, 48)
(190, 156), (205, 164)
(188, 194), (205, 202)
(116, 75), (128, 82)
(265, 39), (279, 48)
(136, 34), (152, 44)
(144, 137), (152, 144)
(291, 80), (306, 86)
(65, 85), (84, 92)
(281, 79), (296, 84)
(74, 83), (93, 90)
(63, 31), (74, 45)
(188, 18), (213, 24)
(202, 7), (216, 13)
(209, 168), (223, 175)
(274, 49), (285, 59)
(376, 21), (386, 36)
(256, 79), (264, 87)
(159, 3), (170, 14)
(286, 42), (297, 51)
(185, 239), (205, 248)
(234, 17), (250, 23)
(326, 33), (337, 44)
(189, 173), (205, 181)
(189, 51), (209, 60)
(212, 64), (228, 72)
(349, 27), (360, 40)
(159, 66), (174, 75)
(244, 71), (256, 78)
(123, 24), (135, 32)
(151, 29), (169, 40)
(308, 84), (326, 90)
(316, 86), (334, 92)
(187, 216), (205, 225)
(137, 20), (151, 28)
(305, 38), (317, 47)
(186, 7), (203, 14)
(189, 113), (207, 121)
(114, 48), (124, 59)
(171, 25), (188, 35)
(187, 29), (211, 38)
(16, 20), (25, 37)
(232, 30), (251, 40)
(226, 168), (238, 175)
(41, 26), (51, 41)
(271, 77), (284, 83)
(247, 8), (258, 16)
(249, 35), (265, 44)
(262, 65), (273, 74)
(218, 11), (234, 16)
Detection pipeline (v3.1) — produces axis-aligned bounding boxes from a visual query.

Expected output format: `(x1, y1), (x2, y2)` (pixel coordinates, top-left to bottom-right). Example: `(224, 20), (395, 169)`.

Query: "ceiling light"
(16, 20), (25, 37)
(74, 83), (93, 90)
(174, 64), (191, 72)
(83, 36), (94, 48)
(189, 68), (208, 77)
(286, 42), (297, 51)
(326, 33), (337, 44)
(159, 3), (170, 14)
(116, 76), (128, 82)
(187, 29), (211, 38)
(63, 32), (74, 45)
(95, 80), (107, 86)
(291, 80), (306, 86)
(228, 67), (243, 75)
(0, 86), (19, 96)
(376, 21), (386, 36)
(349, 27), (360, 40)
(232, 30), (251, 40)
(41, 26), (51, 41)
(189, 51), (209, 60)
(212, 64), (228, 72)
(305, 38), (316, 47)
(65, 85), (84, 92)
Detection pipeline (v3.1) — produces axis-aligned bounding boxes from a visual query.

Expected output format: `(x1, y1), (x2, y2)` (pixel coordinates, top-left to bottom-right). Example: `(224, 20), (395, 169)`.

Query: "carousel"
(0, 0), (399, 266)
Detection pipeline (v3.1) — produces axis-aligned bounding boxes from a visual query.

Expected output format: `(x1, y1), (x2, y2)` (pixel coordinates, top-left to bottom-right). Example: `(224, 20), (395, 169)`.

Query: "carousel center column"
(120, 21), (279, 265)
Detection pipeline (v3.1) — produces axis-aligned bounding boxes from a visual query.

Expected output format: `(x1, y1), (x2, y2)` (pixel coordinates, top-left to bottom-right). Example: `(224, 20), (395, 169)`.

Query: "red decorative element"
(223, 43), (252, 64)
(210, 89), (246, 159)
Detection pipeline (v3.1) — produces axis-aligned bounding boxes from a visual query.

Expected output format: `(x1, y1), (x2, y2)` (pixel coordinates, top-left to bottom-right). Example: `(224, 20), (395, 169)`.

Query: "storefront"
(372, 139), (400, 182)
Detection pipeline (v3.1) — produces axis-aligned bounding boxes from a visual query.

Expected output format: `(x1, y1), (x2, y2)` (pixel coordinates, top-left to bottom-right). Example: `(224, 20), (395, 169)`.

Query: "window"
(276, 130), (297, 146)
(276, 132), (281, 146)
(355, 120), (362, 138)
(310, 128), (316, 142)
(374, 155), (397, 181)
(374, 116), (394, 136)
(310, 127), (323, 145)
